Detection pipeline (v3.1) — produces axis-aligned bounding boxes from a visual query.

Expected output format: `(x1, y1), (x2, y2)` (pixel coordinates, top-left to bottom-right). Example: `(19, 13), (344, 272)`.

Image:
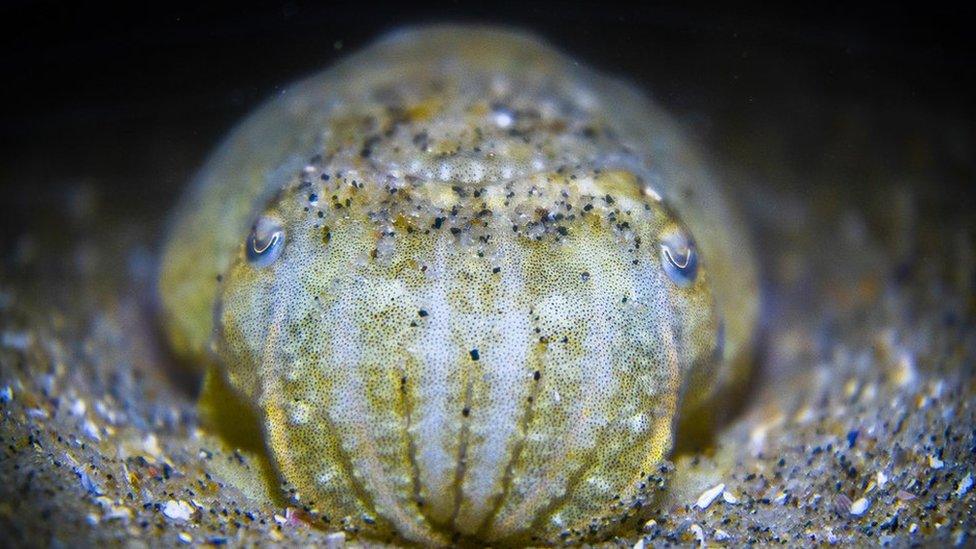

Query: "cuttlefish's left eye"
(660, 227), (698, 287)
(246, 216), (285, 267)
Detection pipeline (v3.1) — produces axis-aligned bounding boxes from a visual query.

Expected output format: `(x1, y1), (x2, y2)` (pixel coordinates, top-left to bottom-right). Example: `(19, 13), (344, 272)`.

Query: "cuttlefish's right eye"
(246, 215), (286, 268)
(659, 225), (699, 288)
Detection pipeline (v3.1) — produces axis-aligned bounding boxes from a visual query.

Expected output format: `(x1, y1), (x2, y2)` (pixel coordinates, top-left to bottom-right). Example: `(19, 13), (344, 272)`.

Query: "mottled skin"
(158, 26), (758, 545)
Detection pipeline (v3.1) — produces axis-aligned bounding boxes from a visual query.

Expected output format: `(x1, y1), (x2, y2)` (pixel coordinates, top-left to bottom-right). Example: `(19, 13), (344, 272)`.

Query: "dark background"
(1, 2), (973, 244)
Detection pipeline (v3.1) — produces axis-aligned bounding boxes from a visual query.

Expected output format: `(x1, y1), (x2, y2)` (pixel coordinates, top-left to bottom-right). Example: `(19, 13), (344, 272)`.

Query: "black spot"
(418, 309), (429, 317)
(469, 349), (480, 361)
(462, 408), (470, 417)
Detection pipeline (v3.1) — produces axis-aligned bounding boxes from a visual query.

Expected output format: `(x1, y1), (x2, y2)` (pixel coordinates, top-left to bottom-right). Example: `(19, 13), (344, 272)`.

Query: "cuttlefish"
(158, 25), (758, 546)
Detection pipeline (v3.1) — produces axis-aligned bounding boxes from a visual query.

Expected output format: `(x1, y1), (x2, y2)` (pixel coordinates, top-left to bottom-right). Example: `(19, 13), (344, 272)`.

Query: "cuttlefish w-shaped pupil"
(246, 216), (285, 267)
(660, 230), (699, 287)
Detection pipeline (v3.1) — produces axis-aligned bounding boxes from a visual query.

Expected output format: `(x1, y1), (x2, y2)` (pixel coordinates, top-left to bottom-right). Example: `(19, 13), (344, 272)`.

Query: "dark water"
(0, 3), (973, 245)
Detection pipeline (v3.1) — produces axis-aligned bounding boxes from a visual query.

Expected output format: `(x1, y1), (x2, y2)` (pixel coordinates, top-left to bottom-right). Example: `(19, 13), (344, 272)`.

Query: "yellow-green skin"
(159, 26), (758, 545)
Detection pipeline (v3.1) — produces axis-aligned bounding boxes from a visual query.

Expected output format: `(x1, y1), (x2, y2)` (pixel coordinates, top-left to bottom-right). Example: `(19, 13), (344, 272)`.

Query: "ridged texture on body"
(217, 179), (716, 544)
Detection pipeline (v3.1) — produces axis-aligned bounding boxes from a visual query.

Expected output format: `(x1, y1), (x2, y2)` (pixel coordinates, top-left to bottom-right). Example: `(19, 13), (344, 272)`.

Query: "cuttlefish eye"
(660, 227), (699, 287)
(245, 216), (285, 267)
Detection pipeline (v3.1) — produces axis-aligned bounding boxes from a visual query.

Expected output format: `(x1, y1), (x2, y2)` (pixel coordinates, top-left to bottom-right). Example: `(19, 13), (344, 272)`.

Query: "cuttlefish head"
(206, 162), (720, 545)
